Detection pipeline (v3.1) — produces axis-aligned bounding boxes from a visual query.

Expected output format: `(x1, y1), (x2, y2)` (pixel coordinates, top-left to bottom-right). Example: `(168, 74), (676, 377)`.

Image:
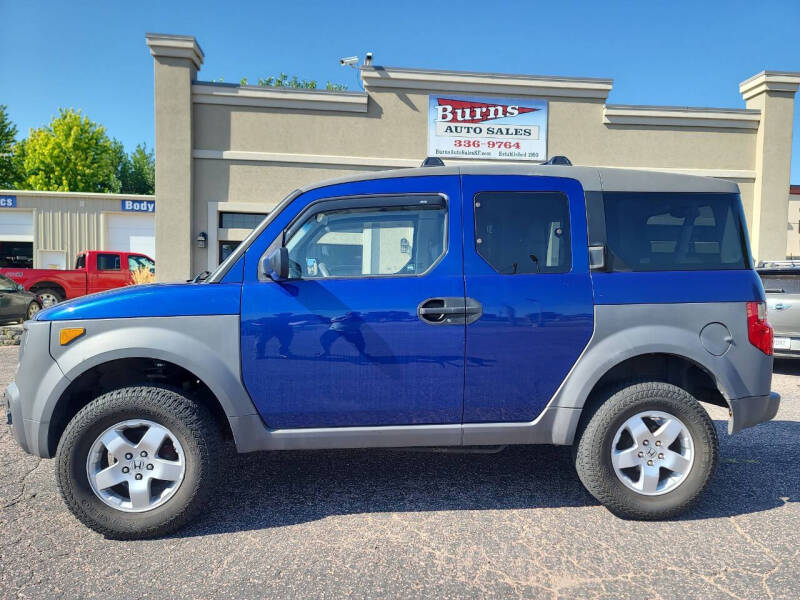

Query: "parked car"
(0, 250), (155, 306)
(0, 273), (41, 323)
(6, 163), (779, 539)
(757, 265), (800, 357)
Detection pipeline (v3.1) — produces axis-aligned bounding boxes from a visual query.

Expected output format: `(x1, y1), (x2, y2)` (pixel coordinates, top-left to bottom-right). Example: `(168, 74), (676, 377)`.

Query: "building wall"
(787, 192), (800, 258)
(0, 190), (155, 269)
(146, 34), (800, 280)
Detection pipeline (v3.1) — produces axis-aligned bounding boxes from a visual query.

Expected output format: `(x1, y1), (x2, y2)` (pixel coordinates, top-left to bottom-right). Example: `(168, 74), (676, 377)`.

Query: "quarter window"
(474, 191), (571, 274)
(603, 192), (749, 271)
(284, 200), (446, 279)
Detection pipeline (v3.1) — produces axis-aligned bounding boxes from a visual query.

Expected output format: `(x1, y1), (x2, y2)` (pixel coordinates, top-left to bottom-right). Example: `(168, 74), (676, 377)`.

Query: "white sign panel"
(427, 95), (548, 161)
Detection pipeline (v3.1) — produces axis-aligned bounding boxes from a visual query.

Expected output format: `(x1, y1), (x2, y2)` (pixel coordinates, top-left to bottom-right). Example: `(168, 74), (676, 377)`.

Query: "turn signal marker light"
(59, 327), (85, 345)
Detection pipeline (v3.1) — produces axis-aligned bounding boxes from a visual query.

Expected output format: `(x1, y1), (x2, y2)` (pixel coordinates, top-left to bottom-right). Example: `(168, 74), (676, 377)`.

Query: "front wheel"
(574, 381), (718, 519)
(25, 300), (41, 321)
(55, 386), (222, 539)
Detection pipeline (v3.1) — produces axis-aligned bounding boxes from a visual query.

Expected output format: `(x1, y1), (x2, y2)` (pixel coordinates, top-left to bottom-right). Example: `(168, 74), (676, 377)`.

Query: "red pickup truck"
(0, 250), (155, 306)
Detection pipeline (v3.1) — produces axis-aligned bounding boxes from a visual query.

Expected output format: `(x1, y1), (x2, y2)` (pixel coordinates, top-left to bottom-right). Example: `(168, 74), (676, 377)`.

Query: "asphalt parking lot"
(1, 344), (798, 599)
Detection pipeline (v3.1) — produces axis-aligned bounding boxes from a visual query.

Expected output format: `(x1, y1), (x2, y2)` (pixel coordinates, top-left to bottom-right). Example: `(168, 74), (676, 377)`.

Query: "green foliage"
(0, 105), (19, 188)
(324, 81), (349, 92)
(236, 72), (348, 91)
(121, 143), (155, 194)
(11, 109), (154, 194)
(17, 108), (120, 193)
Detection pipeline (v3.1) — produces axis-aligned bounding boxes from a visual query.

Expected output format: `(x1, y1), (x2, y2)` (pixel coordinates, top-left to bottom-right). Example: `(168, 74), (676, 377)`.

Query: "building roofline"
(739, 71), (800, 100)
(606, 104), (759, 115)
(361, 65), (613, 85)
(192, 82), (368, 112)
(0, 189), (154, 200)
(360, 65), (613, 99)
(604, 104), (760, 129)
(145, 33), (204, 70)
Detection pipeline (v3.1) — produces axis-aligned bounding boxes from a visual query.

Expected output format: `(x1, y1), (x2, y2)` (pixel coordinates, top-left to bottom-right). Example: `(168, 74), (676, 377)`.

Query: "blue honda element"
(6, 163), (779, 538)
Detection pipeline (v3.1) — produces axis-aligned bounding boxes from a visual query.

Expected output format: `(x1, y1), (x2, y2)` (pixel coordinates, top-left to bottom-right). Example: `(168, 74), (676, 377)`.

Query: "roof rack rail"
(542, 155), (572, 166)
(420, 156), (445, 167)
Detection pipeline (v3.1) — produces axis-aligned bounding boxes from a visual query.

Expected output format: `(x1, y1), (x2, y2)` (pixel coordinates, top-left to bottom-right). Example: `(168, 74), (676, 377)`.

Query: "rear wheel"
(574, 381), (718, 519)
(36, 288), (63, 307)
(55, 385), (222, 539)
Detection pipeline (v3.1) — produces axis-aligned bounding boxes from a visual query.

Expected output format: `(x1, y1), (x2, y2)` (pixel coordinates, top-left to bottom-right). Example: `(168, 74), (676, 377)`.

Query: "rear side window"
(474, 191), (571, 274)
(96, 253), (121, 270)
(603, 192), (749, 271)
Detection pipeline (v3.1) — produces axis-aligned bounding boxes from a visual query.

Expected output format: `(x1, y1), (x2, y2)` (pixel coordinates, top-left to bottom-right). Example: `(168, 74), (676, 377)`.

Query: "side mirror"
(261, 247), (289, 281)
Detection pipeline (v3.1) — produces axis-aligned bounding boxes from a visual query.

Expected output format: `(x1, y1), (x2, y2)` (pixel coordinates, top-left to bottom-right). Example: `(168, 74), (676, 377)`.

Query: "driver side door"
(240, 175), (466, 429)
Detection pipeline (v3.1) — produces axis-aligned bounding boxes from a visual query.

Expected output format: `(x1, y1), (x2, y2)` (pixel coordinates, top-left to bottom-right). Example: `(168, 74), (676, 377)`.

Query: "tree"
(16, 108), (120, 193)
(0, 105), (19, 188)
(110, 138), (130, 191)
(122, 143), (155, 194)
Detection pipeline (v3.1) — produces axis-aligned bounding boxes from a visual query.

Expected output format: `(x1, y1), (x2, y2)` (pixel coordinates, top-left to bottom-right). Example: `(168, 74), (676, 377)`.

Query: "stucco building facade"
(145, 33), (800, 281)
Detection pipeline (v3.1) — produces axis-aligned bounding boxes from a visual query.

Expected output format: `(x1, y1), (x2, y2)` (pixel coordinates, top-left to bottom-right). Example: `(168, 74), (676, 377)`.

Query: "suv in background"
(758, 262), (800, 357)
(6, 164), (779, 539)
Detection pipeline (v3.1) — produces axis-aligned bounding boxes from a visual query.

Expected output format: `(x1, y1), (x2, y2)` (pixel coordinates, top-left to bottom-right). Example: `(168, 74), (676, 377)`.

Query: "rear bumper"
(728, 392), (780, 434)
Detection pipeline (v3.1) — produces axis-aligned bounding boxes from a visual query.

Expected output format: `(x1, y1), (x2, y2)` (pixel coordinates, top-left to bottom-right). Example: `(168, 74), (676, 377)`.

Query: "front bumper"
(728, 392), (780, 434)
(5, 381), (31, 454)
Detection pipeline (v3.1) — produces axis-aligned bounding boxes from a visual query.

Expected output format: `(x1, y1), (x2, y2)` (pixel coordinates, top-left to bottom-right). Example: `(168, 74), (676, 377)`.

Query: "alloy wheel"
(610, 410), (695, 496)
(86, 419), (186, 512)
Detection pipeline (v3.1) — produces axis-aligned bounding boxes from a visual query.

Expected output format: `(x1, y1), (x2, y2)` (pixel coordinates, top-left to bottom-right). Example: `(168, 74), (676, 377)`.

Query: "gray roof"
(299, 164), (739, 194)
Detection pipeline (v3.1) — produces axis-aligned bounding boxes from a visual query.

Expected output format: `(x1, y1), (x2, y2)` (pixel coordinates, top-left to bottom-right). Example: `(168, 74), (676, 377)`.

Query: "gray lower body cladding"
(728, 393), (780, 434)
(8, 302), (779, 457)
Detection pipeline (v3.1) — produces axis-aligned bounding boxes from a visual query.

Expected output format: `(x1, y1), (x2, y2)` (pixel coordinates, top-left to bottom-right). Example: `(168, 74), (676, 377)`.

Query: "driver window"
(285, 202), (446, 278)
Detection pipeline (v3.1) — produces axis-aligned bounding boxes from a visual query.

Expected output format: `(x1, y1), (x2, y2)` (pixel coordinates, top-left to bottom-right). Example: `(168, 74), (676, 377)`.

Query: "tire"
(37, 288), (63, 307)
(25, 301), (41, 321)
(55, 385), (223, 539)
(574, 381), (718, 520)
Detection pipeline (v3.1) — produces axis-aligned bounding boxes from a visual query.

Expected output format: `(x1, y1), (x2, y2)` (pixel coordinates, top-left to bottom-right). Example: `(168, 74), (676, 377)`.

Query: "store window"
(219, 212), (267, 229)
(219, 241), (241, 264)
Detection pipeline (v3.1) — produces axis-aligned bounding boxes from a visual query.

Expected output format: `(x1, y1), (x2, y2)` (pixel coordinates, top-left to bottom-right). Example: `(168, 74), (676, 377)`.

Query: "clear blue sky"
(1, 0), (799, 181)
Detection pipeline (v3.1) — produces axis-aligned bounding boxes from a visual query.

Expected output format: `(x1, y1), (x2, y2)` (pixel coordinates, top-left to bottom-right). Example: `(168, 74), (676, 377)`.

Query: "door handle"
(417, 297), (483, 325)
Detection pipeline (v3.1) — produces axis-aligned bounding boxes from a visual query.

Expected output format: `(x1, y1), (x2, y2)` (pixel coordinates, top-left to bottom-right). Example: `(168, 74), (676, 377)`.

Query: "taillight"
(746, 301), (773, 355)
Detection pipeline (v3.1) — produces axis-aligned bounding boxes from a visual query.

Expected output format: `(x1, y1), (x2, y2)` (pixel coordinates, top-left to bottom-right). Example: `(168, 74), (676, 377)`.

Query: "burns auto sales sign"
(427, 95), (548, 161)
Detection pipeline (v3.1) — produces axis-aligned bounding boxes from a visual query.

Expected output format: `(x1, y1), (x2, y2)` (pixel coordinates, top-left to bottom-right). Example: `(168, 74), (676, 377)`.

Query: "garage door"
(0, 211), (33, 241)
(105, 214), (155, 258)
